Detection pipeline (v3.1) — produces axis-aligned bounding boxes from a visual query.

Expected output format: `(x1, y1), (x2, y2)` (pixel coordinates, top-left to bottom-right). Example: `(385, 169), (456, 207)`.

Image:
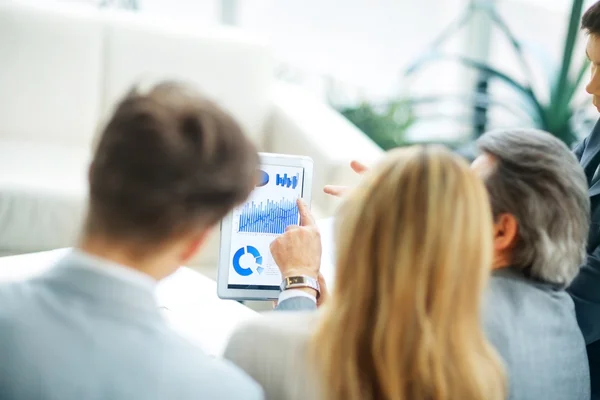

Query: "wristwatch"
(280, 275), (320, 298)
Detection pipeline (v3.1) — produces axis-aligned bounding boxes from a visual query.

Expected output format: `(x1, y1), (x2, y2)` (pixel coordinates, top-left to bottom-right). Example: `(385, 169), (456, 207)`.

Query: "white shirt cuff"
(277, 289), (317, 304)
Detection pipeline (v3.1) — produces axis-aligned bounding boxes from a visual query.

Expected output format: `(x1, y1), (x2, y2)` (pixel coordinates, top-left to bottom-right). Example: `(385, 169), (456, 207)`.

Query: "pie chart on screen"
(257, 170), (269, 187)
(232, 246), (263, 276)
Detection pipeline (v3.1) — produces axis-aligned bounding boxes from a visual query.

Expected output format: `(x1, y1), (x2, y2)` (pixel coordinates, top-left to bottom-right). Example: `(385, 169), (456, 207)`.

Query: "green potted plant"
(405, 0), (593, 150)
(337, 99), (415, 150)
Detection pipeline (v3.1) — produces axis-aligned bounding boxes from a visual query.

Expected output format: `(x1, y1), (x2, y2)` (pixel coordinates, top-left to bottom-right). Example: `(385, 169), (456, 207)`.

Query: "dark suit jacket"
(569, 119), (600, 400)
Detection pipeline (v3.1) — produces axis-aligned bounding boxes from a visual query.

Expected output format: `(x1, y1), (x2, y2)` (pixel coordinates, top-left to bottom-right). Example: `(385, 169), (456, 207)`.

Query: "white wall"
(235, 0), (597, 139)
(45, 0), (599, 139)
(138, 0), (218, 25)
(75, 0), (590, 103)
(238, 0), (468, 101)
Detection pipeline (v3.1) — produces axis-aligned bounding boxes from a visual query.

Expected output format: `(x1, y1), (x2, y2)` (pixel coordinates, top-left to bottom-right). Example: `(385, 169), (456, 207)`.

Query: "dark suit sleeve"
(567, 128), (598, 343)
(568, 246), (600, 344)
(275, 297), (317, 311)
(573, 135), (588, 162)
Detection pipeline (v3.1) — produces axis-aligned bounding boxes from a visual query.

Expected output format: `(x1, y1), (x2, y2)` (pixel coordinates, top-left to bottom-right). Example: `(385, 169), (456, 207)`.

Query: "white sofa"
(0, 0), (383, 265)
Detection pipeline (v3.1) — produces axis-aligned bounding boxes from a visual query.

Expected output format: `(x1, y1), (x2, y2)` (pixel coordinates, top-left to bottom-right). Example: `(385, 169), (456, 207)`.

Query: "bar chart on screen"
(275, 173), (299, 189)
(238, 198), (299, 235)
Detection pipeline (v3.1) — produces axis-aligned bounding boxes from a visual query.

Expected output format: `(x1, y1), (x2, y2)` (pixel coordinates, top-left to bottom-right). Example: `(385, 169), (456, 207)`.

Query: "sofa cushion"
(0, 1), (103, 145)
(100, 9), (274, 146)
(0, 140), (90, 252)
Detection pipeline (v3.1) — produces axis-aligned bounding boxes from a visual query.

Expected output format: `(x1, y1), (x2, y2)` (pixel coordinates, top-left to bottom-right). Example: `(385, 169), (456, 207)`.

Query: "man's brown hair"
(85, 82), (258, 247)
(583, 1), (600, 35)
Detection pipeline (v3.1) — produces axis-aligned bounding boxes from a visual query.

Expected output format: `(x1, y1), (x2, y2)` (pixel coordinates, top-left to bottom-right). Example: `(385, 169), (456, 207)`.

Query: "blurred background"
(77, 0), (598, 154)
(1, 0), (598, 313)
(1, 0), (598, 277)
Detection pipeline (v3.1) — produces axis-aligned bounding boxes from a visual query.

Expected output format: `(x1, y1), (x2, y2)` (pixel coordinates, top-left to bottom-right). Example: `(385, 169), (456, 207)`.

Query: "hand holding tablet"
(217, 153), (314, 300)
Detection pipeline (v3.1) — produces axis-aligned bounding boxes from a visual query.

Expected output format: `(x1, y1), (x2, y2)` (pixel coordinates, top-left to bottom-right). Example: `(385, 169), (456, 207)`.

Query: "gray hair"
(476, 128), (590, 286)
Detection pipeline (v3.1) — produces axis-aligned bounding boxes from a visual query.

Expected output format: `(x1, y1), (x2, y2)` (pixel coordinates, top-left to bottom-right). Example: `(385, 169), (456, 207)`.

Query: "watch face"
(289, 276), (304, 285)
(281, 276), (319, 291)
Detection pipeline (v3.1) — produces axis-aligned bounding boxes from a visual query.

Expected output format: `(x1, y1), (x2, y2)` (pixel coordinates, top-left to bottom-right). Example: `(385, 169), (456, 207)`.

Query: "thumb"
(297, 198), (316, 227)
(323, 185), (348, 197)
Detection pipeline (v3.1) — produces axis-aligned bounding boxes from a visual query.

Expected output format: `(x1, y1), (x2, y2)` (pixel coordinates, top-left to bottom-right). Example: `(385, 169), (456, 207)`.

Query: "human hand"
(270, 199), (321, 280)
(323, 160), (369, 197)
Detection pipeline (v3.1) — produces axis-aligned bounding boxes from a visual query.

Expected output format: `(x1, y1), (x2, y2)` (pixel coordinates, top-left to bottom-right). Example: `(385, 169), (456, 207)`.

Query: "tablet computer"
(217, 153), (314, 301)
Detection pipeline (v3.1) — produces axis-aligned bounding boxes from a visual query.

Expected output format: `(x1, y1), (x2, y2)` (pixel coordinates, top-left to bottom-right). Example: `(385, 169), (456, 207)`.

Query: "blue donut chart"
(232, 246), (263, 276)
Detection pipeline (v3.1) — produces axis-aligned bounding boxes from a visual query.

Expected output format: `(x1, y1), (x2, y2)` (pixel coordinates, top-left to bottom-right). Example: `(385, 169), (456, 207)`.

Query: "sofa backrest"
(100, 10), (273, 146)
(0, 1), (273, 146)
(0, 1), (104, 145)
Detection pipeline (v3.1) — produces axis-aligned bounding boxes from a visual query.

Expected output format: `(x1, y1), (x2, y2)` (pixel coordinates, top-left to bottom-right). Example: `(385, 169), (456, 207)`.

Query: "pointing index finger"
(297, 198), (316, 227)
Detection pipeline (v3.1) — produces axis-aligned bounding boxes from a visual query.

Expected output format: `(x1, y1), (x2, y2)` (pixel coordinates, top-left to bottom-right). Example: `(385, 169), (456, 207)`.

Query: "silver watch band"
(280, 275), (320, 297)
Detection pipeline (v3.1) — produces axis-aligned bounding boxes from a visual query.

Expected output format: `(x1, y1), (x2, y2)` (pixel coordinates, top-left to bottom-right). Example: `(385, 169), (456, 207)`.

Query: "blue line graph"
(238, 198), (299, 234)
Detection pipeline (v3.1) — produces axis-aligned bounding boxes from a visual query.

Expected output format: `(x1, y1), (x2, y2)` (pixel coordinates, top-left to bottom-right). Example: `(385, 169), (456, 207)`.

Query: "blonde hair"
(311, 146), (505, 400)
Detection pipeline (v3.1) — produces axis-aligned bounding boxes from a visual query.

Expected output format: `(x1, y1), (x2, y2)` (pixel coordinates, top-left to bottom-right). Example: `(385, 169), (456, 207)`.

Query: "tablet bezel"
(217, 153), (314, 301)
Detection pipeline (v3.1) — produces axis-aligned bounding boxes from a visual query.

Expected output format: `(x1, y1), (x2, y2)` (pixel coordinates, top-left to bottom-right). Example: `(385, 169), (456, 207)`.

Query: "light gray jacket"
(225, 267), (590, 400)
(0, 254), (263, 400)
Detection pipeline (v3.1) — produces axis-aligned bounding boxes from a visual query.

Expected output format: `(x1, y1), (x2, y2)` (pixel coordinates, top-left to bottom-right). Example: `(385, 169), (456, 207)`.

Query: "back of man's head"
(85, 82), (258, 252)
(476, 129), (590, 286)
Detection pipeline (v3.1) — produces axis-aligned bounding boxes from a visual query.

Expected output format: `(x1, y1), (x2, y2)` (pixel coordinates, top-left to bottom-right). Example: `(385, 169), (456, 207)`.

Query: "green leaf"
(550, 0), (585, 114)
(405, 52), (546, 123)
(338, 102), (414, 150)
(519, 40), (560, 90)
(406, 93), (541, 125)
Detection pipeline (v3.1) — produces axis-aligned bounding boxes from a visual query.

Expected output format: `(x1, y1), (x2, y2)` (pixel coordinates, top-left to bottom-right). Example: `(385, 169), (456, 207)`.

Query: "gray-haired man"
(472, 129), (590, 400)
(259, 128), (591, 400)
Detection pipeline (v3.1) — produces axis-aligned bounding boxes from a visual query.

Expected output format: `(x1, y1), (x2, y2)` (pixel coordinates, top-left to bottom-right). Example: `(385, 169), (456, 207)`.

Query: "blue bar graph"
(275, 173), (299, 189)
(238, 198), (299, 234)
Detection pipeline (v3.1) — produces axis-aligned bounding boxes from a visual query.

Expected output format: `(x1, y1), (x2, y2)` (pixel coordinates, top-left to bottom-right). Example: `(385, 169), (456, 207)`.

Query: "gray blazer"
(225, 311), (320, 400)
(0, 255), (263, 400)
(226, 267), (590, 400)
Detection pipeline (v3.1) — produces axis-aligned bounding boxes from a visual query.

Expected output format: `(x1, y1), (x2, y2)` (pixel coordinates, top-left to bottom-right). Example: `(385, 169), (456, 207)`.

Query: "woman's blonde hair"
(312, 145), (505, 400)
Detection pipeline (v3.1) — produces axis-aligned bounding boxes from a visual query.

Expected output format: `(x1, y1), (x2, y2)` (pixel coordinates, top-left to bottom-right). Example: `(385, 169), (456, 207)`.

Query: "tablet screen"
(226, 164), (305, 290)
